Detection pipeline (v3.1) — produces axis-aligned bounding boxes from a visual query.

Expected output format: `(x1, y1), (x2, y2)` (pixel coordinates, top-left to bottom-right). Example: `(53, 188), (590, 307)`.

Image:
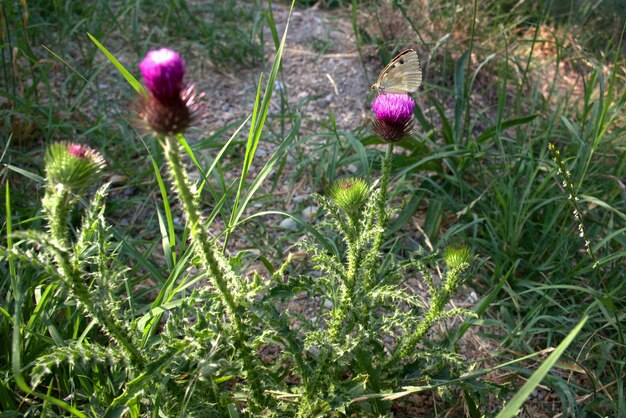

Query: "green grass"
(1, 0), (625, 416)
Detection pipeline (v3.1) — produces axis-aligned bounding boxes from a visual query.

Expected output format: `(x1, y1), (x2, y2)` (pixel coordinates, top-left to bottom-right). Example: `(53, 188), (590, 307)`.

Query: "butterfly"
(370, 49), (422, 94)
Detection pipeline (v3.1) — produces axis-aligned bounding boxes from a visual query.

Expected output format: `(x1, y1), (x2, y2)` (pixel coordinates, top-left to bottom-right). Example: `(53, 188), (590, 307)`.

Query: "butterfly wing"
(371, 49), (422, 94)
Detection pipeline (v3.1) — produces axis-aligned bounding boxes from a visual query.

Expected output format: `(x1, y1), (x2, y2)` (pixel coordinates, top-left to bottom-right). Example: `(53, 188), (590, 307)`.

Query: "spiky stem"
(162, 134), (266, 411)
(302, 147), (395, 414)
(377, 143), (394, 234)
(42, 184), (146, 366)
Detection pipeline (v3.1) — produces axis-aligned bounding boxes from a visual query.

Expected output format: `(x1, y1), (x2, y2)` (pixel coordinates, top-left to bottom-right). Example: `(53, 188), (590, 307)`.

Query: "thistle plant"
(138, 47), (267, 411)
(290, 93), (477, 416)
(38, 142), (146, 364)
(4, 42), (478, 416)
(43, 142), (106, 244)
(11, 141), (232, 414)
(371, 93), (415, 252)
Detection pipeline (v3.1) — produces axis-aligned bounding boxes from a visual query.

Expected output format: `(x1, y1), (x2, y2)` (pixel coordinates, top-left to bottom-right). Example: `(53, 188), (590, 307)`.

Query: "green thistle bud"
(44, 142), (106, 191)
(443, 245), (473, 269)
(329, 177), (369, 215)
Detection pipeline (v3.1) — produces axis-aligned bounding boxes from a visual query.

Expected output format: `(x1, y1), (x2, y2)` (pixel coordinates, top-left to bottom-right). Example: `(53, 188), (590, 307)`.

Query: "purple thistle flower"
(137, 48), (205, 136)
(139, 48), (185, 102)
(371, 93), (415, 142)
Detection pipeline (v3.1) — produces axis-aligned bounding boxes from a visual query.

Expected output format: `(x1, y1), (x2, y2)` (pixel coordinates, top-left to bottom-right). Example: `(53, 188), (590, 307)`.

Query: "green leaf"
(88, 32), (147, 95)
(495, 316), (589, 418)
(475, 114), (538, 144)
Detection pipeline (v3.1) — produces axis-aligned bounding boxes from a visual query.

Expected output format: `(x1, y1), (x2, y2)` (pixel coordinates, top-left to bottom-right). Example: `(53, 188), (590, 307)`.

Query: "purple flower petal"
(371, 93), (415, 142)
(371, 93), (415, 125)
(139, 48), (185, 102)
(67, 143), (89, 159)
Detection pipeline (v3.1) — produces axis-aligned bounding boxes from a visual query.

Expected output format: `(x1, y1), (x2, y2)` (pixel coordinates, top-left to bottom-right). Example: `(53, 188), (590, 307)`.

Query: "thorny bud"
(329, 177), (369, 216)
(45, 142), (106, 191)
(443, 245), (473, 270)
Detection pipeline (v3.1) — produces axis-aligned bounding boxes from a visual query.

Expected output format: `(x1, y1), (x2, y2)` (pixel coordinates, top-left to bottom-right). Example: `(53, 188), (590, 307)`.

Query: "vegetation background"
(1, 0), (625, 416)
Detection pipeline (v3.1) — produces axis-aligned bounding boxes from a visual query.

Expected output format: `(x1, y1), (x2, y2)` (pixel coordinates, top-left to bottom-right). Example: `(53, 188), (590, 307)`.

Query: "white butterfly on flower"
(370, 49), (422, 94)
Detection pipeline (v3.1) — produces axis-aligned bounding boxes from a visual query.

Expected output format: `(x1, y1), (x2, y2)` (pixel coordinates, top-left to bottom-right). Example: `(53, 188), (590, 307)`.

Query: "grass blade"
(495, 315), (589, 418)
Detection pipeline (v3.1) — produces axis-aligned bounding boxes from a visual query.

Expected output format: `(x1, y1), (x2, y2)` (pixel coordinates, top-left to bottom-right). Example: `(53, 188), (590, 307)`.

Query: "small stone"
(308, 346), (320, 357)
(302, 206), (318, 219)
(293, 195), (308, 203)
(279, 218), (298, 230)
(323, 299), (333, 309)
(255, 147), (267, 158)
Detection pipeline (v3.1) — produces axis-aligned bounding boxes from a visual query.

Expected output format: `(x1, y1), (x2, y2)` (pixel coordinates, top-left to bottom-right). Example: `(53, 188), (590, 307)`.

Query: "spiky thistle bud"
(371, 93), (415, 142)
(137, 48), (204, 136)
(329, 177), (369, 216)
(443, 245), (473, 270)
(44, 142), (106, 191)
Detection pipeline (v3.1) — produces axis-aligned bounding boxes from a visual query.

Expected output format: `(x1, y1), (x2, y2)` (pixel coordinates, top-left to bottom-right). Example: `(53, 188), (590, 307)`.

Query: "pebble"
(302, 206), (318, 219)
(279, 218), (298, 230)
(308, 346), (320, 357)
(255, 147), (267, 158)
(293, 195), (308, 203)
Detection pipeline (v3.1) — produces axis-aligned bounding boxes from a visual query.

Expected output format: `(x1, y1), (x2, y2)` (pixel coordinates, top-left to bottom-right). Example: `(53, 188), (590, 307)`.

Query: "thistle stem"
(163, 135), (239, 316)
(363, 143), (394, 293)
(304, 146), (396, 413)
(162, 134), (266, 410)
(43, 185), (146, 365)
(377, 143), (394, 233)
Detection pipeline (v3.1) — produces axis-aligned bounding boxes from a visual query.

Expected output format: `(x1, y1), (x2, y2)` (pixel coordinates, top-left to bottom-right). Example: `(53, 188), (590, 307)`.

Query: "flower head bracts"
(45, 142), (106, 191)
(329, 177), (369, 217)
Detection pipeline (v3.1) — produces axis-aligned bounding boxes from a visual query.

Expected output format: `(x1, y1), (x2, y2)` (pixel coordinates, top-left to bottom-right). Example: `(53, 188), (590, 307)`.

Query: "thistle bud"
(371, 93), (415, 142)
(329, 177), (369, 216)
(44, 142), (106, 191)
(443, 245), (473, 270)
